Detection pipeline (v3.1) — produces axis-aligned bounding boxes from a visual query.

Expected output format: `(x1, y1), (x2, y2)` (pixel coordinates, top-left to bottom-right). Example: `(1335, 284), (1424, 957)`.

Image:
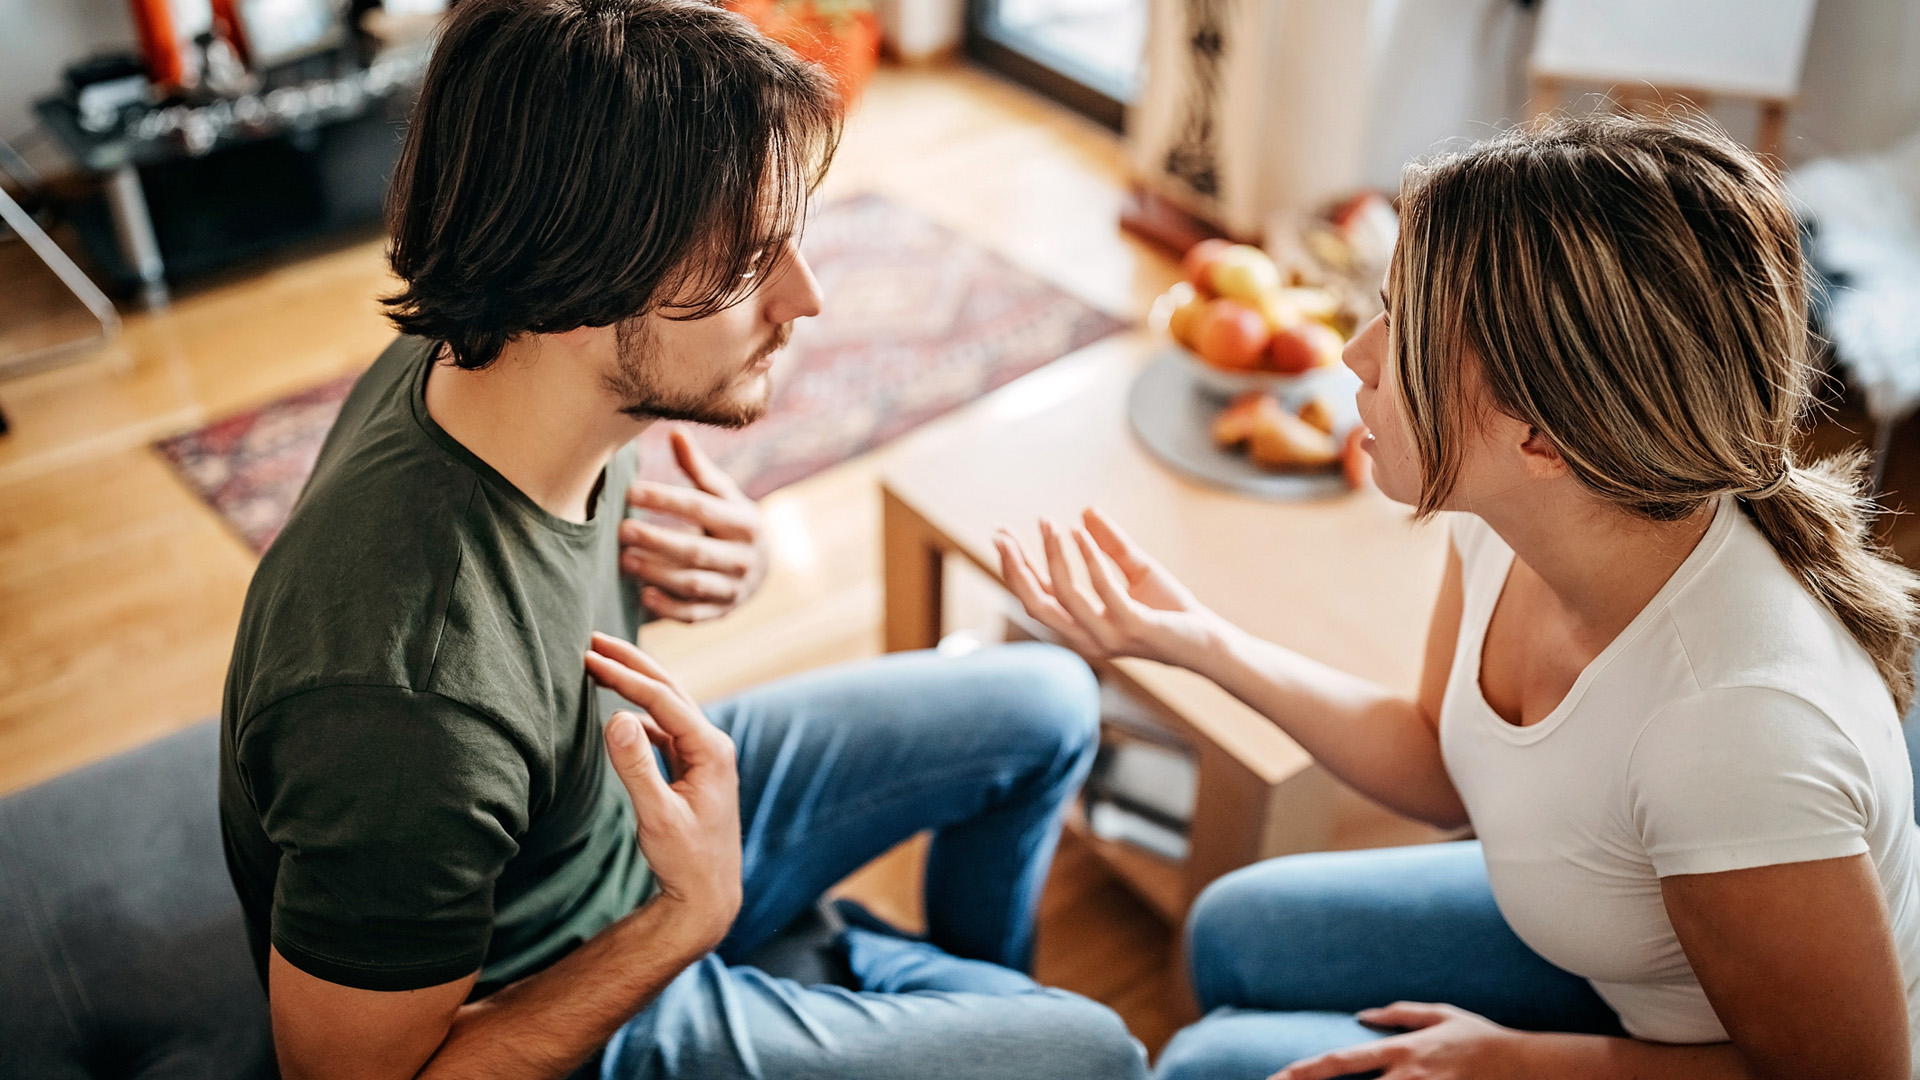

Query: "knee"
(1151, 1022), (1226, 1080)
(1184, 854), (1343, 1012)
(1030, 993), (1147, 1080)
(1153, 1008), (1377, 1080)
(1154, 1011), (1271, 1080)
(979, 643), (1101, 762)
(1185, 863), (1274, 1012)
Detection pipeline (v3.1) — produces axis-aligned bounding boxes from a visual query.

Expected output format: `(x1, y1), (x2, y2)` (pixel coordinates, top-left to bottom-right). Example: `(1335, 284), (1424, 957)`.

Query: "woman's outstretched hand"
(993, 507), (1223, 668)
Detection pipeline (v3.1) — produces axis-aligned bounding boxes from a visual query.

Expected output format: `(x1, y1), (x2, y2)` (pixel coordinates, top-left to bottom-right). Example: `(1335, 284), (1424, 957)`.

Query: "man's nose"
(766, 241), (823, 323)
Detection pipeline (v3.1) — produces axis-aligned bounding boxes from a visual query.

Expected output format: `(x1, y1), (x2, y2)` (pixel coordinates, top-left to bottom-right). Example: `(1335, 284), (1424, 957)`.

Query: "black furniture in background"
(32, 47), (425, 309)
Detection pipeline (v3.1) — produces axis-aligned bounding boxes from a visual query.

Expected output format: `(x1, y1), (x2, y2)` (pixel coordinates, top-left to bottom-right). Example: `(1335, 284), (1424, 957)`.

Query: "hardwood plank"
(0, 448), (254, 793)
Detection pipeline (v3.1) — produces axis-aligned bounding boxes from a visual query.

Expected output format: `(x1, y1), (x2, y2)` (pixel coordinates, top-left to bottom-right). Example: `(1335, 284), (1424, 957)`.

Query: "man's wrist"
(637, 890), (735, 961)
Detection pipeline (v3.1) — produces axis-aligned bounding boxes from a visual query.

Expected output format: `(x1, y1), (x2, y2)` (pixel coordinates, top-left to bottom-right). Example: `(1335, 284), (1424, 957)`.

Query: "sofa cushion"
(0, 721), (274, 1080)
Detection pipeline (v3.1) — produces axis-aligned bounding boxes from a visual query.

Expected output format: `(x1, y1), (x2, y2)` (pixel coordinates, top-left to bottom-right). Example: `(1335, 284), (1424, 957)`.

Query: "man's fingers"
(584, 651), (678, 718)
(587, 632), (695, 705)
(640, 588), (736, 624)
(624, 556), (743, 606)
(668, 427), (746, 500)
(586, 650), (725, 764)
(628, 482), (756, 541)
(605, 712), (674, 808)
(619, 521), (754, 575)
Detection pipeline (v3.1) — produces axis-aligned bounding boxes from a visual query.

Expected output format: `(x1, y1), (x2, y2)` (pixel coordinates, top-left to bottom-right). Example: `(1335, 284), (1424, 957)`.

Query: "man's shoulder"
(227, 338), (487, 722)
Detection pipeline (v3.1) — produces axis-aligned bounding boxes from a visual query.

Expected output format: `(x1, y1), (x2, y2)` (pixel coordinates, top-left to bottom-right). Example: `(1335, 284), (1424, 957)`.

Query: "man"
(216, 2), (1146, 1078)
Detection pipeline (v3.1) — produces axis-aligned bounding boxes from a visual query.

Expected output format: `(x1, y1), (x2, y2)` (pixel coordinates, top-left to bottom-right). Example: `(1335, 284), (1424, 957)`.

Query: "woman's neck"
(1473, 484), (1719, 650)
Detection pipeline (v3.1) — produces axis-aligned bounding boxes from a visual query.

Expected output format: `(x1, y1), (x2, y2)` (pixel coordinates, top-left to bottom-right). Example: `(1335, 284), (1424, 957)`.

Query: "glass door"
(966, 0), (1149, 131)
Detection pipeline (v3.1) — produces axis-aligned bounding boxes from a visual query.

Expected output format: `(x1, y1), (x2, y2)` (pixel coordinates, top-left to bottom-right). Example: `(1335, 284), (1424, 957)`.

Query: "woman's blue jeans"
(1155, 841), (1625, 1079)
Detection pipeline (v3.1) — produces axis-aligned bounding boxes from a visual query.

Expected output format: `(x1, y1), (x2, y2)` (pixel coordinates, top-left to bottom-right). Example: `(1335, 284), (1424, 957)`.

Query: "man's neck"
(423, 338), (651, 523)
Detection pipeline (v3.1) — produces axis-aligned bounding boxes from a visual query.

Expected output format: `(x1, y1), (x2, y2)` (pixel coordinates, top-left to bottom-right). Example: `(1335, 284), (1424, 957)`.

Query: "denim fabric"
(1155, 842), (1622, 1080)
(601, 643), (1147, 1080)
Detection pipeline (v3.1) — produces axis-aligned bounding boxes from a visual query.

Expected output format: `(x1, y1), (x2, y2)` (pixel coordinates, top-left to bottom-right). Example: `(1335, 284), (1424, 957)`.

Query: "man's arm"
(270, 633), (742, 1080)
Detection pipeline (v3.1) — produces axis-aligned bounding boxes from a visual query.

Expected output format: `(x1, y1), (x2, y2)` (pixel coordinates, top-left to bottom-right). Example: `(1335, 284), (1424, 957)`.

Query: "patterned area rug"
(155, 193), (1127, 552)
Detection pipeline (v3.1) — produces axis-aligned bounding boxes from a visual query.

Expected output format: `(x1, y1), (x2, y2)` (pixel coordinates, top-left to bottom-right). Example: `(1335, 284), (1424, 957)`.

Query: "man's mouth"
(747, 324), (794, 371)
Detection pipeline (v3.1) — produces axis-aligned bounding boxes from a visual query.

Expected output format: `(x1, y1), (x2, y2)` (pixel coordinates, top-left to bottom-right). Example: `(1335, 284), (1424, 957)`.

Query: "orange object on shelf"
(726, 0), (881, 107)
(128, 0), (210, 89)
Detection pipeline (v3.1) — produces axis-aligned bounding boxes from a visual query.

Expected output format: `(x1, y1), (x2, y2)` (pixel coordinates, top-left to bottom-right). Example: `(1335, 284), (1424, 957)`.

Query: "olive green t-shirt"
(219, 335), (654, 995)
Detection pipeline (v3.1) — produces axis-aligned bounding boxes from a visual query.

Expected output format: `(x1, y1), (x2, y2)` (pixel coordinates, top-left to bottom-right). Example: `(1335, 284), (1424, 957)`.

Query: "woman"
(997, 114), (1920, 1079)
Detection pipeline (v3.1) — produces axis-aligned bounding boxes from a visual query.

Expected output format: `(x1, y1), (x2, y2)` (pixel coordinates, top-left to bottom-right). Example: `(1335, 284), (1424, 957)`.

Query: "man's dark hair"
(382, 0), (842, 370)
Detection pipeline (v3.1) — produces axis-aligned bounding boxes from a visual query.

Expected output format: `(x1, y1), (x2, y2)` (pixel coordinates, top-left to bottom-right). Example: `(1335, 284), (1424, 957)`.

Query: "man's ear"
(1518, 425), (1567, 478)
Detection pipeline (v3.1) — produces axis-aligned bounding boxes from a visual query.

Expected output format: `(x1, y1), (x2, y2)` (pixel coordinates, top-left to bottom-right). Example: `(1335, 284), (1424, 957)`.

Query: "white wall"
(1792, 0), (1920, 160)
(1357, 0), (1920, 189)
(0, 0), (139, 169)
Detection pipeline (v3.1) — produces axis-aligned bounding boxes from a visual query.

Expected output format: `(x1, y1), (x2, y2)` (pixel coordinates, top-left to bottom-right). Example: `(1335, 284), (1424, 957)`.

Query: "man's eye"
(740, 247), (771, 281)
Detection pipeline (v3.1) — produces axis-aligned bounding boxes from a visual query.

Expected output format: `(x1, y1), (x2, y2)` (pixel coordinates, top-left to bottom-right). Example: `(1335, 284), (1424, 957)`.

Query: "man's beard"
(607, 321), (790, 429)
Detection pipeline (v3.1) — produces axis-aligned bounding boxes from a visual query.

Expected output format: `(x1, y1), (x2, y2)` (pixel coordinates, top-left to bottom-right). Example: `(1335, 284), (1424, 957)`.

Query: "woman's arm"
(993, 508), (1467, 827)
(1660, 853), (1909, 1079)
(1278, 853), (1908, 1080)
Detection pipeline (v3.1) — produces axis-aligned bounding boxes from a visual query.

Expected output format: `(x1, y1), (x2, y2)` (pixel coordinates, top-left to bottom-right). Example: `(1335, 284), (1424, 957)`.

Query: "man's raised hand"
(583, 631), (741, 951)
(621, 428), (770, 623)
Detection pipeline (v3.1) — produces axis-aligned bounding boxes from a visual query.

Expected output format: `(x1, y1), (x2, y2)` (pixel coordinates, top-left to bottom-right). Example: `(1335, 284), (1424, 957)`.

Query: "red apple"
(1193, 299), (1271, 371)
(1181, 238), (1235, 293)
(1265, 320), (1345, 374)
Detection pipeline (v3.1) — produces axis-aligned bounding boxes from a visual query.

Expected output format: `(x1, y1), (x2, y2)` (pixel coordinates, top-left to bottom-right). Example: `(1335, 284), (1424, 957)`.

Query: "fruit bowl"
(1176, 347), (1296, 401)
(1176, 345), (1359, 407)
(1147, 281), (1352, 403)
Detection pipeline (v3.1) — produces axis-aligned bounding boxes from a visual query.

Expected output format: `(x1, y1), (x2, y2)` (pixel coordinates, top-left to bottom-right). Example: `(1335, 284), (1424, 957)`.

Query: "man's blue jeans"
(1155, 842), (1624, 1079)
(600, 643), (1147, 1080)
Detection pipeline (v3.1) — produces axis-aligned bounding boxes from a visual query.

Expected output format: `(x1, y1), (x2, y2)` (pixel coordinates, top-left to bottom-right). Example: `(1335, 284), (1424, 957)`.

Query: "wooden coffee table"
(881, 331), (1450, 922)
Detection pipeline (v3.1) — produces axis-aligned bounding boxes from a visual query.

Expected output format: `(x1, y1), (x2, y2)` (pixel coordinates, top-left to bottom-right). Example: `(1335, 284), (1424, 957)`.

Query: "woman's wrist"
(1158, 608), (1240, 676)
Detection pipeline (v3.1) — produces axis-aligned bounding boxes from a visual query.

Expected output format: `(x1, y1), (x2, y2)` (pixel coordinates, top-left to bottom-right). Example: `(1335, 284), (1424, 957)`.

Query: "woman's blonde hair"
(1390, 111), (1920, 711)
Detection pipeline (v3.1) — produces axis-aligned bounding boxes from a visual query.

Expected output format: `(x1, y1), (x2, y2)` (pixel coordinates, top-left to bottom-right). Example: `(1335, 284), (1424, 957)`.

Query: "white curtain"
(1127, 0), (1536, 236)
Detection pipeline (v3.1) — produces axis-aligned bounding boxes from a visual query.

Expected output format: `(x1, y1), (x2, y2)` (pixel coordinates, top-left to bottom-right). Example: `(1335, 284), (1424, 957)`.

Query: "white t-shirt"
(1440, 497), (1920, 1058)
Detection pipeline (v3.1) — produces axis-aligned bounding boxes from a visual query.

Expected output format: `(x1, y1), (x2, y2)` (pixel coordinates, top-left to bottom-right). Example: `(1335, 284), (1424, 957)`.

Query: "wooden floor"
(5, 59), (1914, 1062)
(0, 61), (1193, 1054)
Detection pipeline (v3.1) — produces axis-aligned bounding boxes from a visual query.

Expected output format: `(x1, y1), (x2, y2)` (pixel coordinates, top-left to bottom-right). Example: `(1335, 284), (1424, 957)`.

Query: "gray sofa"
(0, 724), (273, 1079)
(8, 714), (1920, 1078)
(0, 722), (848, 1080)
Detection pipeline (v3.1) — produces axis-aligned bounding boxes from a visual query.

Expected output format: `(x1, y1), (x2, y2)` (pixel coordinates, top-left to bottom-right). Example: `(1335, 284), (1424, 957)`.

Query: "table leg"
(1183, 745), (1335, 908)
(882, 488), (946, 653)
(106, 164), (168, 310)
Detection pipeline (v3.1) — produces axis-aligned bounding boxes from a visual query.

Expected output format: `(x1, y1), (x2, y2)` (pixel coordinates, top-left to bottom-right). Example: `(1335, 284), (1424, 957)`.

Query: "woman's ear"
(1518, 425), (1568, 478)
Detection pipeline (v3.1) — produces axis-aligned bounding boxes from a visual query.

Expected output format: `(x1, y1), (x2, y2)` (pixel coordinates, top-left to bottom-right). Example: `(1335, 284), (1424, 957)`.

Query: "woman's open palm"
(994, 507), (1221, 666)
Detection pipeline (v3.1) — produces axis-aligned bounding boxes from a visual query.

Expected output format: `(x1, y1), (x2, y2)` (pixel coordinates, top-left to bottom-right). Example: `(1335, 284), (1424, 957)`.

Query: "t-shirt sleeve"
(235, 685), (531, 991)
(1626, 685), (1874, 877)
